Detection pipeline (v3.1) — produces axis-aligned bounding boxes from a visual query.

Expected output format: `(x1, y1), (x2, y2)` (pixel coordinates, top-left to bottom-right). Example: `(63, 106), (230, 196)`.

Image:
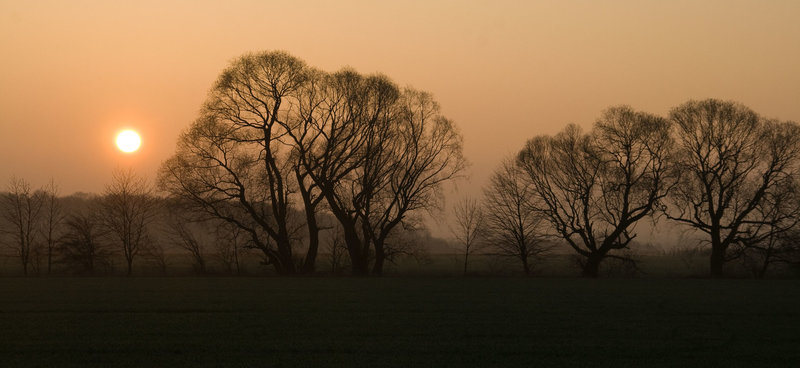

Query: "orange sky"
(1, 0), (799, 198)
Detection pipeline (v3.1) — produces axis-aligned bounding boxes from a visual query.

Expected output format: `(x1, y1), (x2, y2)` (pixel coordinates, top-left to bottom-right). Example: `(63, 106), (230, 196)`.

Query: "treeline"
(455, 101), (800, 278)
(0, 173), (176, 276)
(0, 172), (440, 276)
(4, 50), (799, 278)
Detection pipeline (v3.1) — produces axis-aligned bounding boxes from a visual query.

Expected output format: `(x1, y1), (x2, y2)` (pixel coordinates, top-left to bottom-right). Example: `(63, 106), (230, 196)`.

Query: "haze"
(1, 0), (799, 196)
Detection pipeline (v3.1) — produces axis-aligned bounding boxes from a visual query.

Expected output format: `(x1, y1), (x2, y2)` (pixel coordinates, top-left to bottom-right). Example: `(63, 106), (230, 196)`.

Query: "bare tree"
(482, 159), (548, 275)
(290, 70), (402, 275)
(58, 212), (112, 275)
(141, 235), (169, 275)
(98, 169), (160, 276)
(381, 224), (434, 270)
(666, 99), (800, 277)
(1, 177), (45, 275)
(292, 71), (466, 275)
(159, 51), (315, 275)
(165, 211), (210, 274)
(160, 51), (464, 276)
(215, 222), (245, 275)
(518, 106), (674, 277)
(359, 88), (466, 275)
(40, 179), (64, 274)
(325, 225), (349, 274)
(730, 122), (800, 277)
(449, 197), (485, 275)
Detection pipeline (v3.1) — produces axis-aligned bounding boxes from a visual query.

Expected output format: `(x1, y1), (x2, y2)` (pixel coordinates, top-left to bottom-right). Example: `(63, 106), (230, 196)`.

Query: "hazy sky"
(1, 0), (799, 198)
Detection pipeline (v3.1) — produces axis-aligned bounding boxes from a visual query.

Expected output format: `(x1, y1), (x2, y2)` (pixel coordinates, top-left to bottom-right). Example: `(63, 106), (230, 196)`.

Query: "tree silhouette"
(518, 107), (674, 277)
(40, 179), (64, 274)
(482, 159), (548, 275)
(98, 169), (159, 276)
(295, 79), (466, 275)
(58, 211), (111, 275)
(449, 197), (485, 275)
(666, 99), (800, 277)
(163, 53), (466, 276)
(164, 205), (210, 274)
(1, 177), (44, 275)
(160, 51), (315, 275)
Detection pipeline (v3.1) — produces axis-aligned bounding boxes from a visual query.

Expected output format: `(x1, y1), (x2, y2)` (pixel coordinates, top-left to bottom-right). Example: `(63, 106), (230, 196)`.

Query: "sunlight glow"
(116, 130), (141, 153)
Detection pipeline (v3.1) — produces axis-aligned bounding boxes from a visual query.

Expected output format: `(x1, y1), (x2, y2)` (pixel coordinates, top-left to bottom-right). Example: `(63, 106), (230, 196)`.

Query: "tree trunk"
(275, 235), (296, 275)
(343, 227), (369, 276)
(372, 242), (386, 276)
(20, 242), (29, 276)
(350, 253), (369, 276)
(754, 247), (773, 279)
(259, 249), (289, 275)
(297, 169), (320, 274)
(755, 263), (768, 279)
(47, 246), (53, 275)
(196, 258), (206, 275)
(301, 214), (320, 274)
(521, 255), (530, 276)
(233, 242), (240, 276)
(708, 223), (727, 278)
(463, 252), (469, 276)
(709, 244), (726, 278)
(581, 254), (603, 278)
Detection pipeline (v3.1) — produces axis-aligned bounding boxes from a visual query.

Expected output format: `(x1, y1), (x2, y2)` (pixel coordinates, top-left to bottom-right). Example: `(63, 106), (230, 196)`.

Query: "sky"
(1, 0), (799, 200)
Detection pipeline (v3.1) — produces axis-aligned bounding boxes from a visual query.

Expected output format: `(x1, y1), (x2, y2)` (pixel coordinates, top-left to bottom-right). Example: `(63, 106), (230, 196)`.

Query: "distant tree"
(325, 226), (349, 274)
(163, 202), (211, 274)
(482, 159), (548, 275)
(449, 197), (485, 275)
(40, 179), (65, 274)
(666, 99), (800, 277)
(215, 222), (245, 275)
(518, 106), (675, 277)
(163, 202), (247, 275)
(58, 212), (112, 275)
(383, 223), (435, 269)
(0, 177), (45, 275)
(141, 234), (169, 275)
(97, 169), (160, 276)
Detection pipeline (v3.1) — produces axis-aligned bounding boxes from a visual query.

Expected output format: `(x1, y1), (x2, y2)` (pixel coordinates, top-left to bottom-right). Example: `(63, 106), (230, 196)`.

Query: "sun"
(116, 130), (141, 153)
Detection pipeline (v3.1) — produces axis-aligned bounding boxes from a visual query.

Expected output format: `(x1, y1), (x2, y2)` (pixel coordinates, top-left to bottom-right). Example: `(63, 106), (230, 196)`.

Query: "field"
(1, 277), (799, 367)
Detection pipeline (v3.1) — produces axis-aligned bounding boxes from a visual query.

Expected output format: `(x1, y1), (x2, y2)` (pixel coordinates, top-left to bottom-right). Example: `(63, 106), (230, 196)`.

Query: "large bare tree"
(290, 70), (397, 275)
(161, 52), (465, 276)
(290, 70), (465, 275)
(357, 88), (466, 275)
(98, 169), (160, 276)
(1, 177), (45, 275)
(666, 99), (800, 277)
(159, 51), (313, 275)
(518, 106), (674, 277)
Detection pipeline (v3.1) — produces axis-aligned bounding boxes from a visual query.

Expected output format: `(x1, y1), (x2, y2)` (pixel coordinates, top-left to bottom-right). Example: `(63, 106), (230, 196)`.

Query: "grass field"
(1, 277), (799, 367)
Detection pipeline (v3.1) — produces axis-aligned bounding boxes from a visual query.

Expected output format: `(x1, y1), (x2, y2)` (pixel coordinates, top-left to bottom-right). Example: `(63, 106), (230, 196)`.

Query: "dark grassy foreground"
(1, 278), (799, 367)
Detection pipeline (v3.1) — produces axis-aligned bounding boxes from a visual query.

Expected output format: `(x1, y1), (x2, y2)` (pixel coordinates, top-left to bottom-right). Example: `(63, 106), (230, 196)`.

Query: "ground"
(1, 277), (798, 367)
